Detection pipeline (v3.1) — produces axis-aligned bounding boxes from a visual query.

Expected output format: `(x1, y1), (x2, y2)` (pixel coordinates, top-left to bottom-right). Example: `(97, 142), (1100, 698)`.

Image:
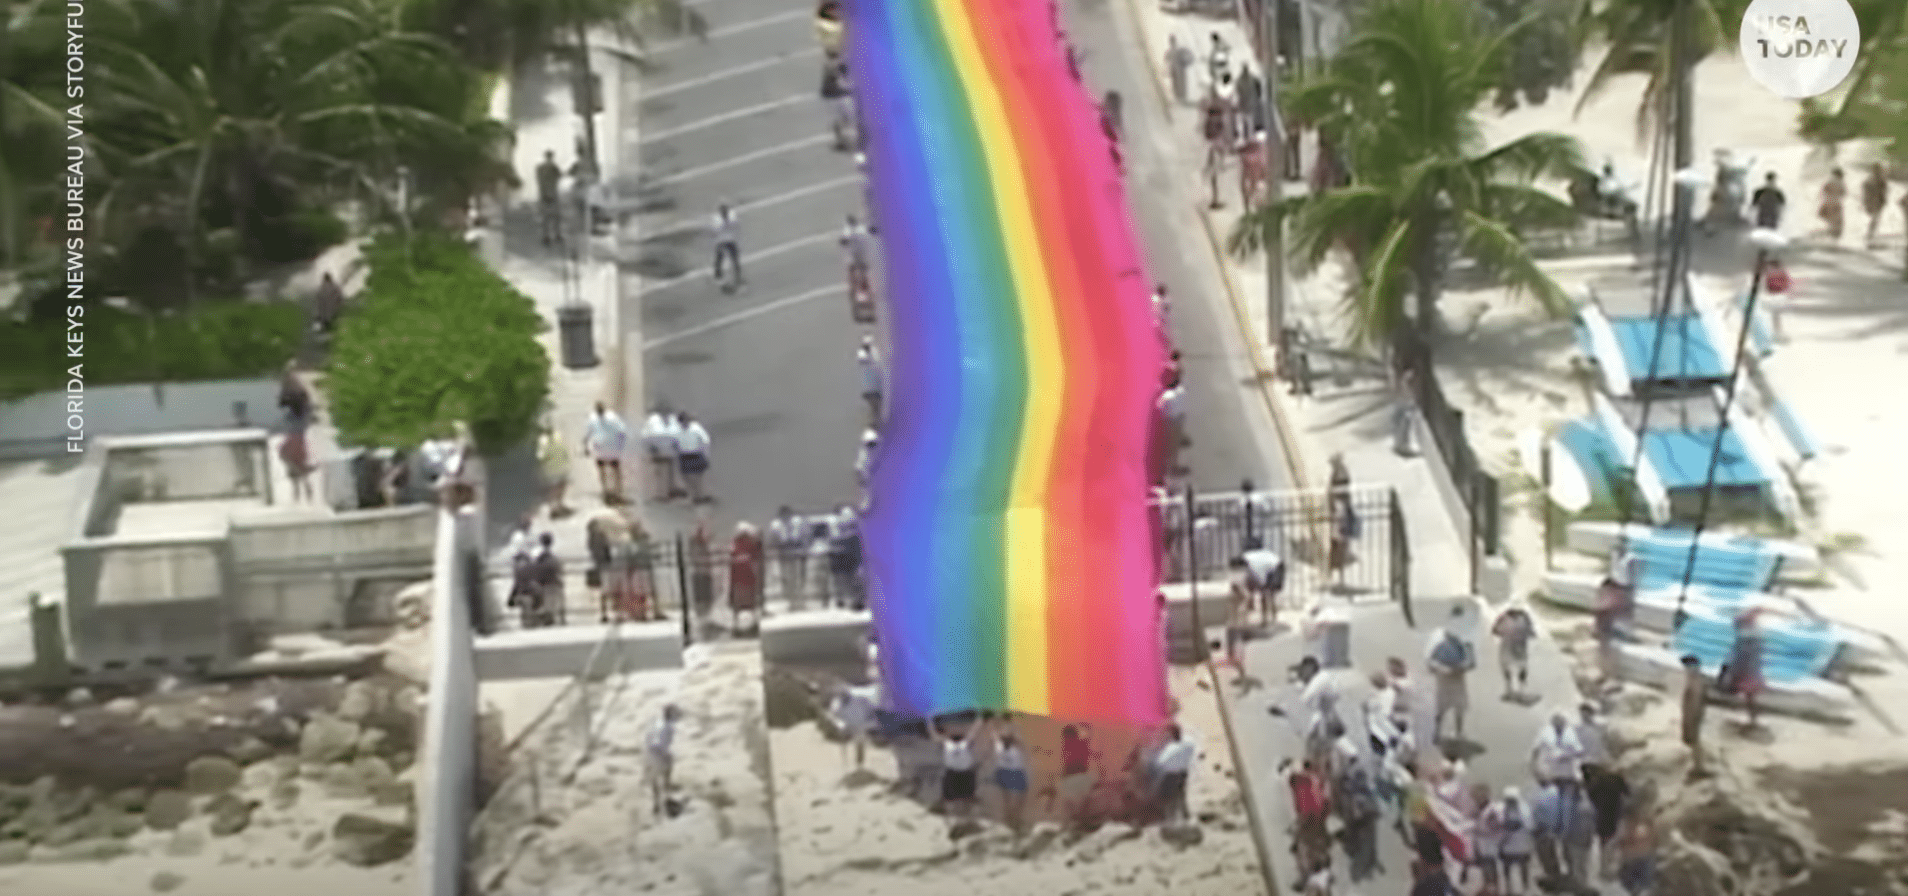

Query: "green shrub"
(0, 301), (304, 401)
(325, 230), (548, 455)
(252, 207), (352, 265)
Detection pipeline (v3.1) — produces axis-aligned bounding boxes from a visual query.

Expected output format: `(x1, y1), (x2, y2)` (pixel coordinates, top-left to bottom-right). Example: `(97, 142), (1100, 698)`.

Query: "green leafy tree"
(396, 0), (705, 71)
(1796, 0), (1907, 146)
(1480, 0), (1581, 112)
(1, 0), (78, 277)
(1233, 0), (1587, 350)
(324, 231), (549, 455)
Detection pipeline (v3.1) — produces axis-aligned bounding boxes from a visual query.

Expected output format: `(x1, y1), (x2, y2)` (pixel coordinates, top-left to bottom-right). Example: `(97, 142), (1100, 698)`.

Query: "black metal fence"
(1159, 483), (1407, 609)
(1396, 332), (1501, 592)
(490, 482), (1416, 636)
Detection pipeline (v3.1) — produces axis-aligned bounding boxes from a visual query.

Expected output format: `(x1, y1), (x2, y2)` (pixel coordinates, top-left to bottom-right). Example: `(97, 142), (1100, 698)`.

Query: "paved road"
(622, 1), (868, 533)
(622, 0), (1292, 544)
(1063, 0), (1295, 495)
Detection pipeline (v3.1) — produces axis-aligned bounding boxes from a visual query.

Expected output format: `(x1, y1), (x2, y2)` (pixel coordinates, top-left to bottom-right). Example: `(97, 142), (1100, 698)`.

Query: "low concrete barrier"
(418, 506), (480, 896)
(474, 622), (683, 680)
(759, 582), (1235, 669)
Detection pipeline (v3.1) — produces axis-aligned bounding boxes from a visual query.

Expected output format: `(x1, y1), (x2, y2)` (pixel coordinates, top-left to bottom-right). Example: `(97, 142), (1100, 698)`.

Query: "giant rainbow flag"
(850, 0), (1168, 724)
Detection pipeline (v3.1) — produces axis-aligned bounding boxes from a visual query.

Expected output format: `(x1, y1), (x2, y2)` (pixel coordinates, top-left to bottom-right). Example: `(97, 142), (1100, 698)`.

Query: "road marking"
(637, 231), (839, 294)
(643, 49), (822, 99)
(639, 94), (813, 144)
(648, 176), (860, 238)
(656, 8), (809, 47)
(644, 284), (841, 349)
(649, 134), (835, 184)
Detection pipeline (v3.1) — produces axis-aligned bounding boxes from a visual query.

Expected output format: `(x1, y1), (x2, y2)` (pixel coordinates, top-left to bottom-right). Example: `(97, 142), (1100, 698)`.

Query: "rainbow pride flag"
(850, 0), (1167, 724)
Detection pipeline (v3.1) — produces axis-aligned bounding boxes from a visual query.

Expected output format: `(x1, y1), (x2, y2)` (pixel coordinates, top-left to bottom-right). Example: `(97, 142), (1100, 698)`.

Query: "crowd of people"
(1276, 603), (1664, 896)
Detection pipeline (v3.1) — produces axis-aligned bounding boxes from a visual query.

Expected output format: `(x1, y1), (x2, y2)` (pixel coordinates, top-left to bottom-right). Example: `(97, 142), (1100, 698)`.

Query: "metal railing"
(1395, 332), (1502, 592)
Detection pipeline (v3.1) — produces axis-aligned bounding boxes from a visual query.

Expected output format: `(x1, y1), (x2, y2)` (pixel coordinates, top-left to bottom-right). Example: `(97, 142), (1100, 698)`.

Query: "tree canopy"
(324, 231), (549, 455)
(1234, 0), (1586, 350)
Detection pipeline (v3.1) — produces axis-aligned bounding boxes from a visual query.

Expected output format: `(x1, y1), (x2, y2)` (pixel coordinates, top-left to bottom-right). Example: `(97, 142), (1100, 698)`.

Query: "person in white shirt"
(640, 406), (680, 500)
(831, 682), (879, 769)
(1573, 702), (1612, 769)
(1157, 385), (1187, 478)
(672, 412), (712, 503)
(840, 215), (871, 275)
(934, 718), (980, 823)
(856, 337), (884, 425)
(583, 402), (628, 501)
(767, 506), (808, 609)
(1206, 33), (1230, 95)
(1242, 547), (1285, 624)
(1363, 669), (1405, 758)
(1530, 710), (1586, 786)
(646, 704), (682, 816)
(1150, 724), (1197, 825)
(855, 429), (879, 488)
(711, 203), (743, 288)
(1151, 282), (1172, 326)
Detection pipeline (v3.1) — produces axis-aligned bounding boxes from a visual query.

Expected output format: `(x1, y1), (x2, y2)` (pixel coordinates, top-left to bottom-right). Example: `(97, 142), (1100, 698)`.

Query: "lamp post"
(1666, 166), (1708, 316)
(1669, 226), (1788, 627)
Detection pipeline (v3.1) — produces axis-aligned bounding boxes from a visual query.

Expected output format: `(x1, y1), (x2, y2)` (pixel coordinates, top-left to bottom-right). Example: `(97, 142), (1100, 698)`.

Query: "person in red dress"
(728, 522), (765, 633)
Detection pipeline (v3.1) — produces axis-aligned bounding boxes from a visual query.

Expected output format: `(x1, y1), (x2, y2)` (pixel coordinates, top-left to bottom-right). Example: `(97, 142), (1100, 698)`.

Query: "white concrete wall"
(418, 506), (480, 896)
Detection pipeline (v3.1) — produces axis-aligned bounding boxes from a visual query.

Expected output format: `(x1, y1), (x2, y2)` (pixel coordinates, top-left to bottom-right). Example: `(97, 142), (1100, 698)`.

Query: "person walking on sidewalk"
(584, 401), (629, 502)
(1492, 603), (1535, 699)
(712, 203), (744, 291)
(769, 506), (809, 609)
(856, 336), (885, 426)
(535, 150), (565, 247)
(1392, 364), (1419, 456)
(536, 418), (573, 518)
(1862, 162), (1891, 248)
(641, 405), (681, 500)
(1424, 604), (1476, 744)
(674, 412), (712, 504)
(1164, 34), (1193, 105)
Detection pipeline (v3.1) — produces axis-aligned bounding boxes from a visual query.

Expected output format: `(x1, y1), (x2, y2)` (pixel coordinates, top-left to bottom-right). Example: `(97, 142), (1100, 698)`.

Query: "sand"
(1380, 48), (1908, 726)
(470, 644), (779, 896)
(768, 665), (1268, 896)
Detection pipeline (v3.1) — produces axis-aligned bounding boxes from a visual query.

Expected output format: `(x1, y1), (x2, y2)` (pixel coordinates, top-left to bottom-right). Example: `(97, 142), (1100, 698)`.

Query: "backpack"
(1499, 801), (1525, 832)
(1430, 632), (1472, 670)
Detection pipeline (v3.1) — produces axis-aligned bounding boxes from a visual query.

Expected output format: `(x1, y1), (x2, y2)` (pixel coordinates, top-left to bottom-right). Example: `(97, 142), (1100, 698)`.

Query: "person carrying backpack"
(1492, 785), (1535, 895)
(1425, 604), (1477, 742)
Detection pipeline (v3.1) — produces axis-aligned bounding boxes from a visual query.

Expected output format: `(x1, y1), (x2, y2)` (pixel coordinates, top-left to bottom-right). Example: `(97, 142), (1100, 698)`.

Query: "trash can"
(1309, 606), (1352, 669)
(557, 303), (598, 369)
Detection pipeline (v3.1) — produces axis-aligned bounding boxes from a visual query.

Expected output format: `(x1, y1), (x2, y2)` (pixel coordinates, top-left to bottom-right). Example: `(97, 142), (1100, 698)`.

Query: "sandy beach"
(767, 664), (1268, 896)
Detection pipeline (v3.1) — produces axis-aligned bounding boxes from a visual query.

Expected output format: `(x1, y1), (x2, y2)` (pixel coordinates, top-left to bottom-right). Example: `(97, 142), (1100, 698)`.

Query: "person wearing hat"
(1490, 784), (1536, 894)
(729, 521), (764, 633)
(640, 404), (681, 501)
(856, 337), (884, 426)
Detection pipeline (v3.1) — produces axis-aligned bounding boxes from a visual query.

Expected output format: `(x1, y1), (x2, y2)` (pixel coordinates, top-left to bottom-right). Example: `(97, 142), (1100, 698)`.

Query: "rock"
(336, 681), (380, 721)
(0, 841), (26, 865)
(298, 713), (361, 764)
(64, 687), (95, 707)
(185, 756), (244, 794)
(331, 811), (415, 867)
(137, 703), (193, 731)
(227, 736), (273, 764)
(371, 782), (414, 807)
(354, 728), (389, 757)
(39, 837), (130, 862)
(241, 762), (280, 792)
(391, 581), (432, 631)
(106, 787), (150, 814)
(150, 871), (186, 892)
(269, 781), (301, 811)
(353, 757), (396, 791)
(205, 794), (256, 837)
(164, 829), (206, 857)
(389, 751), (414, 773)
(103, 697), (141, 715)
(144, 790), (193, 831)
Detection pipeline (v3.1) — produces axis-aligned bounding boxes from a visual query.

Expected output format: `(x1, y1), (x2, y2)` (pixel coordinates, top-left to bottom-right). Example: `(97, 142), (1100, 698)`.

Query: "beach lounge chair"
(1563, 522), (1823, 582)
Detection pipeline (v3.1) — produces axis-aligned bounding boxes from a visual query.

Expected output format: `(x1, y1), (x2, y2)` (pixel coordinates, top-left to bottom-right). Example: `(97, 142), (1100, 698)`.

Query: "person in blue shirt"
(1529, 782), (1567, 887)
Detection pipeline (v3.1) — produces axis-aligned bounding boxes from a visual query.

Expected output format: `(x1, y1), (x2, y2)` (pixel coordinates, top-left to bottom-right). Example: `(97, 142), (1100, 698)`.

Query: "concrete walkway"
(478, 34), (646, 627)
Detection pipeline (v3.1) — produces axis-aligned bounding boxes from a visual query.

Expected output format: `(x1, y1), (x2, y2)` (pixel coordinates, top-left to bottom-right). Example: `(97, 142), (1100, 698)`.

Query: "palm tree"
(397, 0), (706, 72)
(1231, 0), (1587, 351)
(1571, 0), (1753, 140)
(1, 0), (79, 277)
(83, 0), (511, 302)
(1796, 0), (1907, 145)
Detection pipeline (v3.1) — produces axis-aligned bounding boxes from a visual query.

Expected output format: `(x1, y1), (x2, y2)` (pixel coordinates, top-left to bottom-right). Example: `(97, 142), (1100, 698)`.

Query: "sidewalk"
(480, 33), (644, 622)
(1115, 4), (1608, 893)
